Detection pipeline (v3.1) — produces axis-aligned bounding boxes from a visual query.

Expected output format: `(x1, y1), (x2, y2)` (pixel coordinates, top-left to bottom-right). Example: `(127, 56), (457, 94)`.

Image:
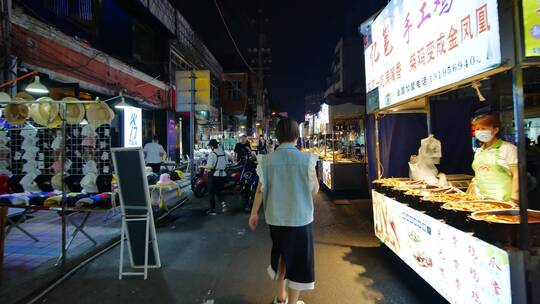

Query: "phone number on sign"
(395, 55), (482, 98)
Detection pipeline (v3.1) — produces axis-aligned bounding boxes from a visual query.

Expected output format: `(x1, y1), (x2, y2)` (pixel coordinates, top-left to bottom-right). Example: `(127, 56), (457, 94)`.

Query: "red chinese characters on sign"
(476, 4), (491, 34)
(489, 256), (502, 271)
(472, 291), (480, 303)
(434, 0), (453, 16)
(395, 62), (402, 79)
(448, 26), (459, 51)
(417, 47), (426, 65)
(417, 2), (432, 29)
(426, 41), (435, 63)
(383, 26), (393, 56)
(409, 53), (417, 71)
(436, 33), (446, 56)
(404, 12), (413, 44)
(461, 15), (473, 41)
(370, 41), (380, 67)
(469, 267), (479, 283)
(492, 280), (501, 296)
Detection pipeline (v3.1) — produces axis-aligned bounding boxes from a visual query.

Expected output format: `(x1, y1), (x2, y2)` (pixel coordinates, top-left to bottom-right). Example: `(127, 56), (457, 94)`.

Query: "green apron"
(472, 139), (513, 201)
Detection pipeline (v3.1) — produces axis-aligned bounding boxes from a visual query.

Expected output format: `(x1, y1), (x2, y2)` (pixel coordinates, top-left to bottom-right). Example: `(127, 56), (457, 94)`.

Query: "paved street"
(38, 190), (447, 304)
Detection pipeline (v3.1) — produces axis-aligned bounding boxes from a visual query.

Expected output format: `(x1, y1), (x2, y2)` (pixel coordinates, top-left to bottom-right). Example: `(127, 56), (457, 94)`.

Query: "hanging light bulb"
(80, 118), (89, 125)
(25, 76), (49, 94)
(114, 97), (130, 109)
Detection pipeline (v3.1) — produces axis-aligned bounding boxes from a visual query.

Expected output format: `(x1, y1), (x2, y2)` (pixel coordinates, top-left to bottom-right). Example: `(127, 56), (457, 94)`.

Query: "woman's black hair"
(275, 118), (299, 143)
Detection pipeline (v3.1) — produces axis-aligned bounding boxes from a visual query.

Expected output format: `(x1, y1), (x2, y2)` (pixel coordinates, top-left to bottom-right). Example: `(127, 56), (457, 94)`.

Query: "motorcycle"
(191, 161), (244, 198)
(239, 155), (259, 212)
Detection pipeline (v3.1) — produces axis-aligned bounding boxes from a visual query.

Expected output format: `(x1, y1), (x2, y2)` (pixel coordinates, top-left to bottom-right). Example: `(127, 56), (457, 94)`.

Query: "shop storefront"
(305, 103), (368, 191)
(362, 0), (538, 302)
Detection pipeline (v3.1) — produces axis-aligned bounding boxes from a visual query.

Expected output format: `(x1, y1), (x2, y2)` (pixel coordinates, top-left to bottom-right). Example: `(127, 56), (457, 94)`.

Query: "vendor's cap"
(60, 97), (86, 124)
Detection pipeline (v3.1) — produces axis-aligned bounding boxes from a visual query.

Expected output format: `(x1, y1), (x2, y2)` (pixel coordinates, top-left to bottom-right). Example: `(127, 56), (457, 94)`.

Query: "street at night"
(38, 192), (445, 304)
(1, 0), (539, 303)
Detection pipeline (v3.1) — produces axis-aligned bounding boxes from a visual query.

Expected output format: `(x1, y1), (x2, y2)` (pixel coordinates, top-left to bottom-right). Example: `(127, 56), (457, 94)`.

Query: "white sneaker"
(221, 202), (227, 213)
(272, 297), (287, 304)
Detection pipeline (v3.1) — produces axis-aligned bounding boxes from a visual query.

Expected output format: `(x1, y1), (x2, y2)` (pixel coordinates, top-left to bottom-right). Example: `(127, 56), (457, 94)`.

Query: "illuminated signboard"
(363, 0), (501, 110)
(322, 161), (332, 189)
(523, 0), (540, 57)
(372, 191), (511, 304)
(123, 107), (142, 148)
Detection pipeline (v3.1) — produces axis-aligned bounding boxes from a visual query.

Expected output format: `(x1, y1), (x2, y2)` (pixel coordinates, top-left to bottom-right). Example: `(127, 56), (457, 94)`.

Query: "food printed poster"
(523, 0), (540, 57)
(372, 191), (511, 304)
(362, 0), (501, 110)
(322, 161), (332, 189)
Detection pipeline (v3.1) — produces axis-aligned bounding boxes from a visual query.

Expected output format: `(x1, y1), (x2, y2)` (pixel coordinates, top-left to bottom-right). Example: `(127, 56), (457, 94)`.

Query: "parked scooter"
(191, 161), (244, 198)
(240, 155), (259, 212)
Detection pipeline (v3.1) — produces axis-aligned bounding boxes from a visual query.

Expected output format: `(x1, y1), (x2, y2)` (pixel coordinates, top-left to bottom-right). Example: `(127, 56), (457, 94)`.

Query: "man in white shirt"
(201, 139), (228, 215)
(144, 136), (165, 173)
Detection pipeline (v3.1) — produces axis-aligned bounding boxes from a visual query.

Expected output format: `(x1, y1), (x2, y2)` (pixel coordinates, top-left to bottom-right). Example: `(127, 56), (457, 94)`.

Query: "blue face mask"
(475, 130), (494, 143)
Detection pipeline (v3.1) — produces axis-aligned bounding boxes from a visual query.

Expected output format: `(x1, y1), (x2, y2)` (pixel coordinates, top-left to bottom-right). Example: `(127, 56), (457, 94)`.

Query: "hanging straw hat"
(0, 92), (11, 102)
(30, 97), (60, 127)
(5, 98), (29, 126)
(15, 92), (35, 101)
(86, 102), (114, 128)
(60, 97), (85, 124)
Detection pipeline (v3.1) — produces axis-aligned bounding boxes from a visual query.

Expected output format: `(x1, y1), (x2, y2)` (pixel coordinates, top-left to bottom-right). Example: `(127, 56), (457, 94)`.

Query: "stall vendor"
(472, 114), (519, 202)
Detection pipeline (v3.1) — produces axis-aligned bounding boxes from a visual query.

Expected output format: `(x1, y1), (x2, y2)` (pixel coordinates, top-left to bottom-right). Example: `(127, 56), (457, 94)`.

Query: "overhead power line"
(213, 0), (255, 74)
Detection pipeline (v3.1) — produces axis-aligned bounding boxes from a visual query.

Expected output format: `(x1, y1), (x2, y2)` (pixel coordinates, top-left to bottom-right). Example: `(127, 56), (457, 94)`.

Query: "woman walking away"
(249, 118), (319, 304)
(201, 139), (228, 215)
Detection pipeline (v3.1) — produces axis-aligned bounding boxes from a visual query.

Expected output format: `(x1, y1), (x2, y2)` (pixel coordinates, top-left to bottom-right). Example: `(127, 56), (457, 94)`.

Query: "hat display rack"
(0, 94), (115, 270)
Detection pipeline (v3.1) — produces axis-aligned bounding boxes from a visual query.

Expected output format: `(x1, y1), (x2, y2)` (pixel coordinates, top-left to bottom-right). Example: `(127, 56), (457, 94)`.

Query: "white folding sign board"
(363, 0), (501, 110)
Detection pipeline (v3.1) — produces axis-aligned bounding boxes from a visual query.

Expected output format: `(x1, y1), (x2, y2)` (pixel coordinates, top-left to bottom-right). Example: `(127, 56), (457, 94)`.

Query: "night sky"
(173, 1), (387, 122)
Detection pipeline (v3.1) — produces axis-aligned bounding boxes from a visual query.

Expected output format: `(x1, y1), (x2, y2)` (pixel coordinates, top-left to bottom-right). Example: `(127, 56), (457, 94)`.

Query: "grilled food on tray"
(442, 201), (514, 212)
(423, 193), (481, 203)
(472, 214), (540, 224)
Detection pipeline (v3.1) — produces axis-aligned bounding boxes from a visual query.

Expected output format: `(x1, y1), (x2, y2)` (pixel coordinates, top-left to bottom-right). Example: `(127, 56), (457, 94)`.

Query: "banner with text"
(372, 191), (511, 304)
(123, 107), (142, 148)
(363, 0), (501, 110)
(523, 0), (540, 57)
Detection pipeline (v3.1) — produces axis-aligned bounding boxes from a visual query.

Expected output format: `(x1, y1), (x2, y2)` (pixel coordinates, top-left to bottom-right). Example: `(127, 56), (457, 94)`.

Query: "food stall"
(362, 0), (538, 302)
(306, 103), (368, 191)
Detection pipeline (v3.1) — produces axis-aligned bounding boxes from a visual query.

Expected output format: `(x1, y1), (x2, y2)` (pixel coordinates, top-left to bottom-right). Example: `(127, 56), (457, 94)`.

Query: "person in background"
(249, 118), (318, 304)
(201, 139), (227, 216)
(143, 136), (166, 173)
(258, 138), (268, 155)
(267, 139), (275, 154)
(234, 135), (252, 163)
(471, 115), (519, 202)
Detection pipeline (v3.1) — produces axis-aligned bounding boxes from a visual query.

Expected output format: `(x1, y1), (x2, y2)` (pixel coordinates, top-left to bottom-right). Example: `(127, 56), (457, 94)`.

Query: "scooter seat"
(226, 164), (243, 171)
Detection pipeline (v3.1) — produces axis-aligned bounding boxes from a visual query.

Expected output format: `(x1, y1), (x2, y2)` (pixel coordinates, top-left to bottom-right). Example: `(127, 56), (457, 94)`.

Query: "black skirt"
(267, 223), (315, 291)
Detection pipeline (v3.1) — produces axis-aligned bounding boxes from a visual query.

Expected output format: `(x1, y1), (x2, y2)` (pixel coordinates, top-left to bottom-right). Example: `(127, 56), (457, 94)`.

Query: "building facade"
(324, 36), (366, 106)
(2, 0), (222, 161)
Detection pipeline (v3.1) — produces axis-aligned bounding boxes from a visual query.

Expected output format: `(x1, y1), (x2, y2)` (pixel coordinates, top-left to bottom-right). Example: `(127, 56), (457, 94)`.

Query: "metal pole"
(189, 70), (195, 174)
(60, 103), (67, 271)
(512, 0), (529, 251)
(375, 114), (382, 179)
